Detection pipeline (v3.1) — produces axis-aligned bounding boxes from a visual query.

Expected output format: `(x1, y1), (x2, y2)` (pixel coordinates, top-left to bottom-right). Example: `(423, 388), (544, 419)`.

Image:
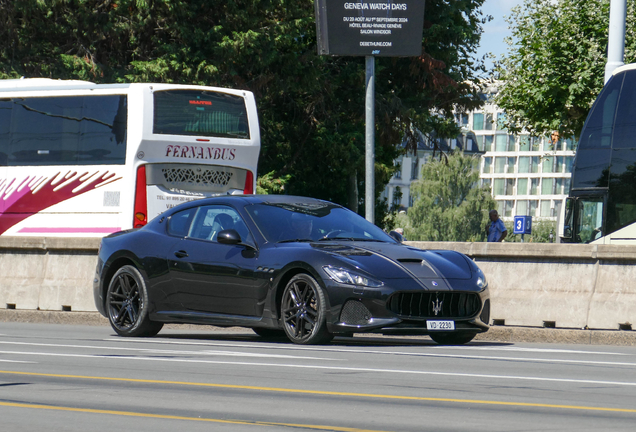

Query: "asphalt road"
(1, 322), (636, 432)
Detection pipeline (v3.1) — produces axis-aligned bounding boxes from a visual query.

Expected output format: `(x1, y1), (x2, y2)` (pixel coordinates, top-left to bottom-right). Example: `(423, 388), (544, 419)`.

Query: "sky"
(475, 0), (525, 72)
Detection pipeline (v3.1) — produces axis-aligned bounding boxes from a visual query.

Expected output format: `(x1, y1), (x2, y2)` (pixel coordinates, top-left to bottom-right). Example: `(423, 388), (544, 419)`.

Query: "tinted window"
(154, 90), (249, 139)
(571, 149), (611, 189)
(168, 207), (197, 237)
(607, 149), (636, 234)
(188, 205), (252, 243)
(0, 95), (127, 166)
(578, 73), (623, 150)
(612, 70), (636, 148)
(246, 202), (394, 243)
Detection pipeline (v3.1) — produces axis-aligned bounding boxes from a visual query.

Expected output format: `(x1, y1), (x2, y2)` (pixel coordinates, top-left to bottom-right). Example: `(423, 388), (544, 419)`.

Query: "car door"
(167, 204), (261, 316)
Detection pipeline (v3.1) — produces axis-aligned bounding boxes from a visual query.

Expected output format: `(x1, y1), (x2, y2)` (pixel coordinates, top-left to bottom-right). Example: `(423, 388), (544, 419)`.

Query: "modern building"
(384, 82), (577, 221)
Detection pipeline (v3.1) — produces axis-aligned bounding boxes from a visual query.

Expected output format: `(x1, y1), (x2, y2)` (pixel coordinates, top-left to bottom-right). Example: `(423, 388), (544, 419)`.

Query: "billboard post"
(315, 1), (425, 223)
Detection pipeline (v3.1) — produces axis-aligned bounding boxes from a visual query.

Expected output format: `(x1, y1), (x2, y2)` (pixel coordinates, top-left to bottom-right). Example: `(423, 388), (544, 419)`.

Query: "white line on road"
(0, 341), (335, 361)
(99, 339), (636, 368)
(1, 349), (635, 388)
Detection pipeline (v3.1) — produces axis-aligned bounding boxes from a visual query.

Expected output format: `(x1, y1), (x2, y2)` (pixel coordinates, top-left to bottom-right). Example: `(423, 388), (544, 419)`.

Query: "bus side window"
(577, 73), (624, 149)
(611, 70), (636, 149)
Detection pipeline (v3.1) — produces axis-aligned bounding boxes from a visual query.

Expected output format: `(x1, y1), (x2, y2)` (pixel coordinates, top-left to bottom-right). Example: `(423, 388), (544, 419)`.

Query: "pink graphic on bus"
(0, 171), (121, 235)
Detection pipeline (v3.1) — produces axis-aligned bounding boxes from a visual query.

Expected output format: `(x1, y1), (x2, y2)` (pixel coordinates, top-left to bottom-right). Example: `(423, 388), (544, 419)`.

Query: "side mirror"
(217, 229), (241, 245)
(388, 230), (404, 243)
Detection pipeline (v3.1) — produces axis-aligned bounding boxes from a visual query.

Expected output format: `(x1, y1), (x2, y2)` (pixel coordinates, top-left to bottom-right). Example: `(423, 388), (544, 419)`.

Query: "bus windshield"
(153, 90), (249, 139)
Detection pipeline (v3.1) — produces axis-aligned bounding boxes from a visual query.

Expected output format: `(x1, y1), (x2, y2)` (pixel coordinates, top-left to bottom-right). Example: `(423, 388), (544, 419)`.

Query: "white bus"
(0, 79), (259, 236)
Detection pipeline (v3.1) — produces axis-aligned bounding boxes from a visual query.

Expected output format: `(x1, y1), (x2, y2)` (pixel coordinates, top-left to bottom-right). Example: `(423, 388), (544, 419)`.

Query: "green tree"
(495, 0), (636, 139)
(0, 0), (490, 228)
(406, 151), (495, 241)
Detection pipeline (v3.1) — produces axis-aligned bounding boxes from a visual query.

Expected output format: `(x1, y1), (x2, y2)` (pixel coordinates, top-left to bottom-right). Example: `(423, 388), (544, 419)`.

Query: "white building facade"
(384, 84), (577, 221)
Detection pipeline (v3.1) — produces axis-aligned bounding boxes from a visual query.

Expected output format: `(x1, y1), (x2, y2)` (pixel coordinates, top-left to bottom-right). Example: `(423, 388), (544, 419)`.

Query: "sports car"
(94, 195), (490, 344)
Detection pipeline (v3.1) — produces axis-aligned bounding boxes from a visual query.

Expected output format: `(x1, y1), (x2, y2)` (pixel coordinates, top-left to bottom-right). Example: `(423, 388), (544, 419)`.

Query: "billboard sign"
(315, 0), (425, 57)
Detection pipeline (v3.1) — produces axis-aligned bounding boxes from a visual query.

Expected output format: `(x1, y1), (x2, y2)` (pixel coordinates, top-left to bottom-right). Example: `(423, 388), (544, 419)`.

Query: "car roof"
(195, 195), (337, 207)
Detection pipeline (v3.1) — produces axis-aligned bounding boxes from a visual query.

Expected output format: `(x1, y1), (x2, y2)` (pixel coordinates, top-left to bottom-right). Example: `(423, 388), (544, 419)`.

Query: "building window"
(542, 156), (554, 173)
(529, 200), (538, 216)
(494, 178), (505, 195)
(541, 177), (554, 195)
(507, 135), (516, 151)
(518, 156), (530, 173)
(519, 135), (531, 151)
(544, 136), (555, 151)
(483, 157), (492, 173)
(482, 178), (491, 188)
(484, 113), (494, 130)
(505, 179), (515, 195)
(494, 157), (506, 173)
(530, 178), (540, 195)
(394, 163), (402, 179)
(516, 200), (528, 216)
(540, 200), (551, 217)
(517, 178), (528, 195)
(532, 137), (541, 151)
(496, 112), (507, 131)
(473, 113), (484, 130)
(410, 158), (419, 180)
(531, 156), (539, 173)
(495, 134), (508, 151)
(507, 157), (516, 173)
(564, 156), (574, 173)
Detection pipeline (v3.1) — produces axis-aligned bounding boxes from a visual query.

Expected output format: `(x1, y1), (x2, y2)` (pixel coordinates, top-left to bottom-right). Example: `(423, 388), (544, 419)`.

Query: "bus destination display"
(315, 0), (425, 57)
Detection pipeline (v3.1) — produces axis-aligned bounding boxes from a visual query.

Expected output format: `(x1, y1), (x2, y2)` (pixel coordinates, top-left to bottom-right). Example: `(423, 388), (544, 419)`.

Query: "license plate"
(427, 320), (455, 331)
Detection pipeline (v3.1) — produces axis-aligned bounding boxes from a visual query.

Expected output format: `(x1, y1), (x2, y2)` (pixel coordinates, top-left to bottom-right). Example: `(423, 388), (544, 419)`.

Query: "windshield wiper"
(277, 238), (314, 243)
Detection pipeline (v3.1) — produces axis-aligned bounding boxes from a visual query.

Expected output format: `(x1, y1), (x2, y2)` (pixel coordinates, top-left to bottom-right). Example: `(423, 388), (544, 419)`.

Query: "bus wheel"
(106, 265), (163, 337)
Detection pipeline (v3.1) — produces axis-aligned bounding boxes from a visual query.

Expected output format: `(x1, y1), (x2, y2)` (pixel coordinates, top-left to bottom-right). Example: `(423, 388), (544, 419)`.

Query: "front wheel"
(429, 332), (476, 345)
(281, 274), (332, 345)
(106, 265), (163, 337)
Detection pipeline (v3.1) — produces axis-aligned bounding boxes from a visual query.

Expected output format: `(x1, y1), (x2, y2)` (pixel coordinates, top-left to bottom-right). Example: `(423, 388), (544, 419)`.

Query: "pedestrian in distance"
(486, 209), (507, 242)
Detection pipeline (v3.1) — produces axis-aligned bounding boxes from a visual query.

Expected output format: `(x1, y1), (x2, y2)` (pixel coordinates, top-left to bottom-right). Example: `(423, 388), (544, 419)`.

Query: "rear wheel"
(281, 274), (332, 345)
(429, 332), (476, 345)
(106, 265), (163, 337)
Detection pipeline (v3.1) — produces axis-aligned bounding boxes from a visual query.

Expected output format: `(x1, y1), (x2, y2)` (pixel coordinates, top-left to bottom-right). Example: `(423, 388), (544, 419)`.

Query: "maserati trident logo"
(432, 296), (443, 316)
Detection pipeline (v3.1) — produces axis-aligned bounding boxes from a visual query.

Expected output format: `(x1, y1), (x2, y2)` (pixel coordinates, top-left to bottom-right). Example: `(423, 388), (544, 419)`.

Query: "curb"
(1, 309), (635, 346)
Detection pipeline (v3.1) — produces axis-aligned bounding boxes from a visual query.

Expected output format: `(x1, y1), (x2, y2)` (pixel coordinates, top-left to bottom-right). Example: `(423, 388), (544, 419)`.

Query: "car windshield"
(245, 202), (395, 243)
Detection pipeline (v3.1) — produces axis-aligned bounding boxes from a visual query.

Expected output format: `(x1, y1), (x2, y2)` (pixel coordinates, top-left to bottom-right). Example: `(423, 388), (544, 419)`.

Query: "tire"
(106, 265), (163, 337)
(429, 332), (476, 345)
(252, 328), (287, 339)
(281, 274), (333, 345)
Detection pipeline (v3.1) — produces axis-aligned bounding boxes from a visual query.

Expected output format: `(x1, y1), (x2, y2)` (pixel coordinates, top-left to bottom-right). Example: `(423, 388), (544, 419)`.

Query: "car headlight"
(476, 270), (488, 289)
(323, 266), (384, 288)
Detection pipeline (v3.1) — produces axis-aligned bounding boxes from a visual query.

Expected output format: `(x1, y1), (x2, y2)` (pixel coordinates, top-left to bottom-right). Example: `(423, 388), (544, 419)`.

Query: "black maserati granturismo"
(94, 195), (490, 344)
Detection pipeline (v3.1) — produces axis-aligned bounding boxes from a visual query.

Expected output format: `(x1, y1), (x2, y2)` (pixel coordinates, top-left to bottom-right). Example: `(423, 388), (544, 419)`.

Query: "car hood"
(311, 242), (473, 280)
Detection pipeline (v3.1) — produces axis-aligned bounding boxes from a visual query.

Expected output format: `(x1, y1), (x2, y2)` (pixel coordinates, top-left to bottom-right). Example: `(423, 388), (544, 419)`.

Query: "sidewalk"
(1, 309), (635, 346)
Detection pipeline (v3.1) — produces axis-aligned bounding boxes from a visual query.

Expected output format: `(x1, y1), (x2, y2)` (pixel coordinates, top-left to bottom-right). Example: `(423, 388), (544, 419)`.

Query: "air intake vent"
(162, 167), (233, 187)
(387, 291), (481, 319)
(397, 258), (423, 264)
(340, 300), (372, 325)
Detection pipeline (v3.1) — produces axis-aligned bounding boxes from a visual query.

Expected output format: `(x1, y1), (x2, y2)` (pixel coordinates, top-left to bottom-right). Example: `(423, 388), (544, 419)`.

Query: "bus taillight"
(134, 165), (148, 228)
(244, 170), (254, 195)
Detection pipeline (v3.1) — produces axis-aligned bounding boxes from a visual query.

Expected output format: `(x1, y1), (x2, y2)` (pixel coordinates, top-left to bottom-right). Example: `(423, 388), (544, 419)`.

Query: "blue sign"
(513, 216), (532, 235)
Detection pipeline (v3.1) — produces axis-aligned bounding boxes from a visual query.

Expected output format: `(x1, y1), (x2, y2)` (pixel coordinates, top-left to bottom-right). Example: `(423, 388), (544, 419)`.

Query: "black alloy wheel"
(429, 332), (476, 345)
(106, 265), (163, 337)
(281, 274), (332, 345)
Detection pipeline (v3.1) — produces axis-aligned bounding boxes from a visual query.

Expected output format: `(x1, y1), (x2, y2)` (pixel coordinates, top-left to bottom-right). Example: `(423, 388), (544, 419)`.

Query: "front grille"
(340, 300), (372, 325)
(387, 291), (481, 319)
(162, 168), (234, 187)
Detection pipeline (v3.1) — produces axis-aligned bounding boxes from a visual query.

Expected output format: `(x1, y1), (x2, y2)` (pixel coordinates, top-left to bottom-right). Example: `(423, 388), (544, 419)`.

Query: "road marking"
(1, 370), (635, 414)
(0, 400), (391, 431)
(2, 351), (636, 388)
(0, 341), (334, 360)
(0, 359), (34, 364)
(107, 338), (631, 358)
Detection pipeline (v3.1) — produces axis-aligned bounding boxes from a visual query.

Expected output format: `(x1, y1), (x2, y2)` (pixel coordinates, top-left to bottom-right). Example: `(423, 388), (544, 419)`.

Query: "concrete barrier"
(0, 237), (635, 331)
(407, 242), (636, 330)
(0, 237), (100, 312)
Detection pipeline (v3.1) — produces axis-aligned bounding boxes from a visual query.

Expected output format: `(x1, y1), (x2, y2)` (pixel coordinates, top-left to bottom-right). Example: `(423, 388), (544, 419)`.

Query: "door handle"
(174, 250), (189, 258)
